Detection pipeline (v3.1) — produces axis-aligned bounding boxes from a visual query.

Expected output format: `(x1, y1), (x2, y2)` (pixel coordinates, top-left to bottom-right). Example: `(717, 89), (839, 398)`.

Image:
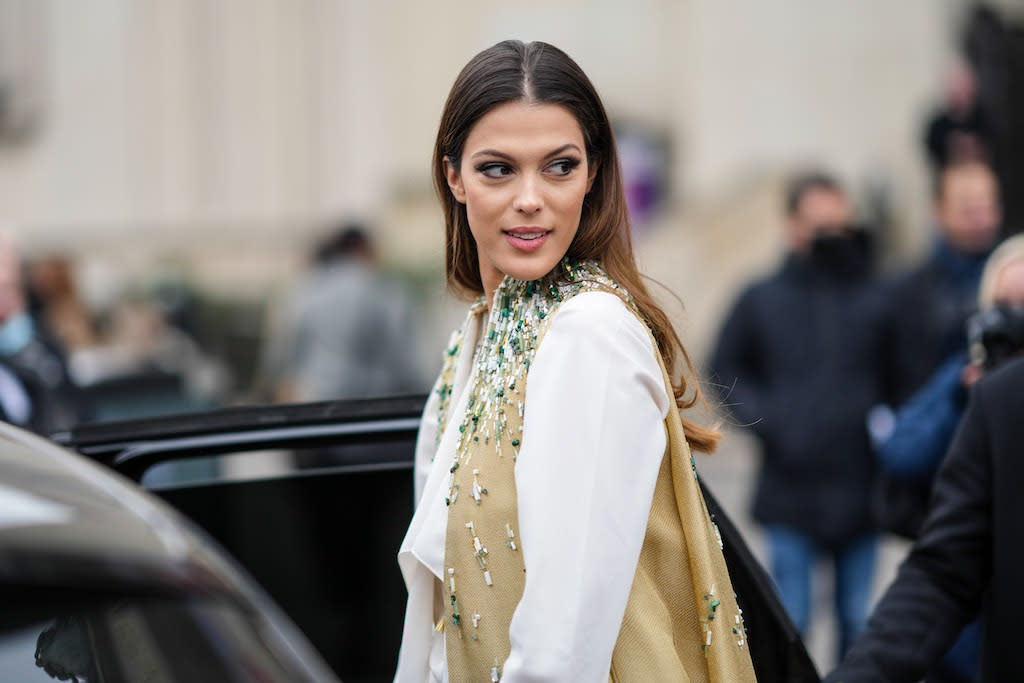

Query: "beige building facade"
(0, 0), (984, 351)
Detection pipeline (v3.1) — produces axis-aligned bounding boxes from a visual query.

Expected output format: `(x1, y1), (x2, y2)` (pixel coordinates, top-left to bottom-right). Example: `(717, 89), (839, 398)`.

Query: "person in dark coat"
(923, 58), (993, 171)
(710, 170), (888, 660)
(882, 160), (1002, 408)
(825, 354), (1024, 683)
(871, 160), (1003, 548)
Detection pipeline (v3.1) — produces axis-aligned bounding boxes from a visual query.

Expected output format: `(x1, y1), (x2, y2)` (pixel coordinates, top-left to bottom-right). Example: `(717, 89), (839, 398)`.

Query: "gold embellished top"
(395, 261), (756, 682)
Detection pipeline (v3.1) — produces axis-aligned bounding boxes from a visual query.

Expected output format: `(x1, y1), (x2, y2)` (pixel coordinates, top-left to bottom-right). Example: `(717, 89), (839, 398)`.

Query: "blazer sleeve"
(501, 292), (670, 683)
(826, 375), (993, 682)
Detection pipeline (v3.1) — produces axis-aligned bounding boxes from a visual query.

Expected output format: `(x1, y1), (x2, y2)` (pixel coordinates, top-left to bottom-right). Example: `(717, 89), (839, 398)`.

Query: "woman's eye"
(546, 158), (581, 177)
(477, 163), (513, 179)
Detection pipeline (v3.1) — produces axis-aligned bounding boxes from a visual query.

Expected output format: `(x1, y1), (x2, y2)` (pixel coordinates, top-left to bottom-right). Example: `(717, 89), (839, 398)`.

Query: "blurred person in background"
(881, 160), (1001, 409)
(923, 57), (993, 172)
(260, 221), (422, 403)
(25, 254), (98, 355)
(826, 353), (1024, 682)
(871, 232), (1024, 683)
(65, 268), (232, 423)
(0, 236), (82, 434)
(872, 160), (1002, 539)
(710, 170), (887, 662)
(880, 232), (1024, 511)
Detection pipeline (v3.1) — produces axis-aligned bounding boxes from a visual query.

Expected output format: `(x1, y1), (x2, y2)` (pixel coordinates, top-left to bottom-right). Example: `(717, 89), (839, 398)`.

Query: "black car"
(56, 395), (820, 683)
(0, 421), (339, 682)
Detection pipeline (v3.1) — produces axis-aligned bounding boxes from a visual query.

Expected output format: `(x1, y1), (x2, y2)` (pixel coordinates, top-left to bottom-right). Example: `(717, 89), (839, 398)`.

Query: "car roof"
(0, 422), (343, 682)
(0, 421), (236, 596)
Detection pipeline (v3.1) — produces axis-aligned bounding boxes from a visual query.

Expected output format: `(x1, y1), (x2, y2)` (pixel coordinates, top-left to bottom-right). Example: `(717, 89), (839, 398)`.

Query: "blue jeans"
(768, 525), (877, 658)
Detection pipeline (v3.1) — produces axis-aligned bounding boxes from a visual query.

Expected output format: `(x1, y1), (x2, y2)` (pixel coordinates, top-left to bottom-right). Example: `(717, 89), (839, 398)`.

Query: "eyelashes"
(547, 158), (581, 176)
(474, 158), (582, 179)
(476, 162), (513, 179)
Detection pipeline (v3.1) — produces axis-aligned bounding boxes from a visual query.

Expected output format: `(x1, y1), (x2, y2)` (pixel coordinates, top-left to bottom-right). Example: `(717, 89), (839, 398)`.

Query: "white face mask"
(0, 312), (34, 356)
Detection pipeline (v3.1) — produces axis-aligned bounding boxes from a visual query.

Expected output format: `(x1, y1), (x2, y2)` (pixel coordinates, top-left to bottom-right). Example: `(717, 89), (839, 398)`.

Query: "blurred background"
(0, 0), (1022, 671)
(0, 1), (1020, 406)
(1, 0), (1022, 412)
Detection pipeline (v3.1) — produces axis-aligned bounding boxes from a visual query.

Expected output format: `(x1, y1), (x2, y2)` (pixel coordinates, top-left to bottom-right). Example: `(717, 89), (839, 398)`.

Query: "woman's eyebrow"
(470, 149), (515, 161)
(469, 143), (583, 161)
(542, 143), (583, 159)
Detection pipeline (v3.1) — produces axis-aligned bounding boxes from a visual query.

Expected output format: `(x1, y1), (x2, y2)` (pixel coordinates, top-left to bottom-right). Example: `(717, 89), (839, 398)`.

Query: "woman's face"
(445, 100), (596, 304)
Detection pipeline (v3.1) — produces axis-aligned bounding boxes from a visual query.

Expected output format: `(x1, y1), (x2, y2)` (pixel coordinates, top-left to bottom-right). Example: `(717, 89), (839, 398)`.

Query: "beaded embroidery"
(450, 262), (628, 450)
(438, 258), (752, 680)
(441, 260), (631, 681)
(435, 300), (488, 452)
(442, 260), (632, 523)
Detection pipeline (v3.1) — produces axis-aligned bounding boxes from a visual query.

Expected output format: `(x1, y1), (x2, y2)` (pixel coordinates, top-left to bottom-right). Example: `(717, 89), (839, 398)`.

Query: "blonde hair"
(978, 233), (1024, 308)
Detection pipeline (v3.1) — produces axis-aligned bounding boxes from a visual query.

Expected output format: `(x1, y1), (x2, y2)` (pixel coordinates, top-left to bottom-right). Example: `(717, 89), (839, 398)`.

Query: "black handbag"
(699, 477), (821, 683)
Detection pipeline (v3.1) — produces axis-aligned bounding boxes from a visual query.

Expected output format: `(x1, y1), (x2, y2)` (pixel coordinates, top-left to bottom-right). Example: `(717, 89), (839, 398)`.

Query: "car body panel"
(0, 422), (340, 682)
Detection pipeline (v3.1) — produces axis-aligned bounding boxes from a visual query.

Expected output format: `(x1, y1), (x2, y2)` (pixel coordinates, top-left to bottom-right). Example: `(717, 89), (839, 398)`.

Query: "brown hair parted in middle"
(433, 39), (719, 454)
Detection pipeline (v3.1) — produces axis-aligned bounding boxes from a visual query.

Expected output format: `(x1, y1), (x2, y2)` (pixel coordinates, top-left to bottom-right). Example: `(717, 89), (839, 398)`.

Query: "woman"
(396, 40), (755, 682)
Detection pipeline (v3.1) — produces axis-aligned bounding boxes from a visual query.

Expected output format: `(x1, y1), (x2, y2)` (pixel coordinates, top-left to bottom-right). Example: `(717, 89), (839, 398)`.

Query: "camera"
(967, 303), (1024, 371)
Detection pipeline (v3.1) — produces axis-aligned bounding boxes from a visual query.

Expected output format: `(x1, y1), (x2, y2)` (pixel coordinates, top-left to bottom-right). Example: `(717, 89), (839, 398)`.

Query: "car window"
(140, 439), (413, 490)
(1, 594), (311, 682)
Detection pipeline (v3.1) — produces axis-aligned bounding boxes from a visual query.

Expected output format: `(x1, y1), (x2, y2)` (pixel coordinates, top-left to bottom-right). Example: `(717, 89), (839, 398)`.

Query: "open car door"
(59, 395), (820, 683)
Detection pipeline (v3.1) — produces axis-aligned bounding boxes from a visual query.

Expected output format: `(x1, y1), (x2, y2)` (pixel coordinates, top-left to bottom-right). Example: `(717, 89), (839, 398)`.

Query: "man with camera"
(878, 234), (1024, 498)
(870, 160), (1002, 593)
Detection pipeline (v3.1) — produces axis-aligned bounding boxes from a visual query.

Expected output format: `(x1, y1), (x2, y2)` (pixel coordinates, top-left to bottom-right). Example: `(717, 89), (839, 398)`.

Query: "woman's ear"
(586, 158), (599, 194)
(444, 156), (467, 204)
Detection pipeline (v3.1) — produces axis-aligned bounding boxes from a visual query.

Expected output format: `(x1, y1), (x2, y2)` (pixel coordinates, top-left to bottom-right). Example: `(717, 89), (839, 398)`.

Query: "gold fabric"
(443, 373), (526, 682)
(438, 261), (756, 682)
(609, 348), (756, 682)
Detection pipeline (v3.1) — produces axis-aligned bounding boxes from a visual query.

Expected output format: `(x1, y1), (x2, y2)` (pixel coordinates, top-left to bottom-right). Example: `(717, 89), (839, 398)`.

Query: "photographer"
(880, 234), (1024, 495)
(828, 233), (1024, 683)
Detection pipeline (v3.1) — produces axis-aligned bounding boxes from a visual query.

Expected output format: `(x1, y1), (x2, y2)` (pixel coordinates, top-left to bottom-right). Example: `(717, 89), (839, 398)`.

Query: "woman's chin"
(505, 265), (557, 283)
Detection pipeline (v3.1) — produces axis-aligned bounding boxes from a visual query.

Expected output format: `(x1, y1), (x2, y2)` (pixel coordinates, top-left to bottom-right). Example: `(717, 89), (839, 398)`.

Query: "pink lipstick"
(504, 227), (550, 252)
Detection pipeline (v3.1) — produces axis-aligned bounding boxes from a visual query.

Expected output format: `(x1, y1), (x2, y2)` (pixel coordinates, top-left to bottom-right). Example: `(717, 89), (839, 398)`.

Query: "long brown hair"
(433, 40), (719, 453)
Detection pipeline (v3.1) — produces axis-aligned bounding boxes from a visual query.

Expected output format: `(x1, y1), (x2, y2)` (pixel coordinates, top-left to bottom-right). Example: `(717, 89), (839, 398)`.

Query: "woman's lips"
(504, 228), (550, 252)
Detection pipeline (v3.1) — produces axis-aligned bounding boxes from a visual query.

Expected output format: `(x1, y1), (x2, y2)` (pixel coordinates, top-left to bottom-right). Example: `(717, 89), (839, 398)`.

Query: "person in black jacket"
(826, 354), (1024, 682)
(710, 170), (888, 661)
(882, 160), (1001, 409)
(870, 161), (1002, 572)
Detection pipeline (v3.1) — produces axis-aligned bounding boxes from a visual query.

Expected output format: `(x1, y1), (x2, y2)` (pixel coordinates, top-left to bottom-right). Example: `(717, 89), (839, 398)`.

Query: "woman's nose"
(512, 178), (542, 214)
